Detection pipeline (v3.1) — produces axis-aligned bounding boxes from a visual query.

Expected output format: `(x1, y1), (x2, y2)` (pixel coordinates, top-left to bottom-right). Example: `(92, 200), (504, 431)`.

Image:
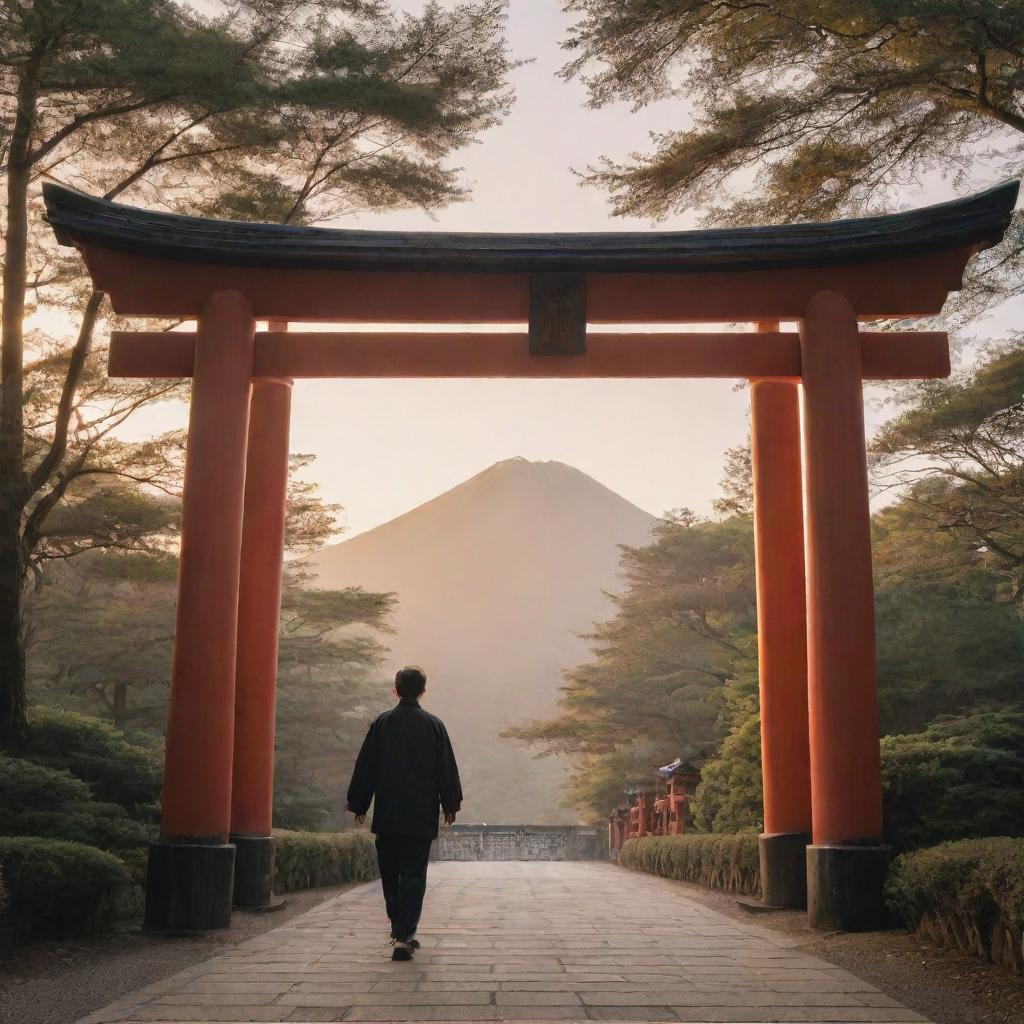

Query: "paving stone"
(294, 983), (401, 994)
(418, 981), (502, 992)
(495, 1008), (590, 1020)
(161, 982), (295, 995)
(150, 993), (283, 1006)
(343, 1007), (500, 1020)
(281, 991), (494, 1006)
(585, 1007), (677, 1022)
(500, 982), (630, 993)
(494, 992), (583, 1006)
(74, 861), (929, 1024)
(127, 1007), (287, 1021)
(286, 1008), (350, 1022)
(582, 990), (867, 1007)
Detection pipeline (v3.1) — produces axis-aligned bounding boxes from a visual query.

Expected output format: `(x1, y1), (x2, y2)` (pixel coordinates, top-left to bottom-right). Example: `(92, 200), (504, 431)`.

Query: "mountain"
(308, 458), (659, 824)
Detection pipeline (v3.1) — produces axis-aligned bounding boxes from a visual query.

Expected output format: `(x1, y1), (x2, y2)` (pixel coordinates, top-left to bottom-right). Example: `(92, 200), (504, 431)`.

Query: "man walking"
(347, 666), (463, 961)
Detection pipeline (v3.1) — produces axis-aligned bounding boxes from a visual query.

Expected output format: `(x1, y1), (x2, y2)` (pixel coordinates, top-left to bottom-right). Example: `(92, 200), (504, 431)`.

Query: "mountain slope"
(309, 458), (658, 823)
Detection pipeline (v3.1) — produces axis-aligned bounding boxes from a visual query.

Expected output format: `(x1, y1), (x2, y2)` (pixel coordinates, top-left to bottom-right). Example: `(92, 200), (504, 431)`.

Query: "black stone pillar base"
(231, 834), (277, 909)
(807, 843), (891, 932)
(143, 840), (235, 932)
(759, 832), (810, 908)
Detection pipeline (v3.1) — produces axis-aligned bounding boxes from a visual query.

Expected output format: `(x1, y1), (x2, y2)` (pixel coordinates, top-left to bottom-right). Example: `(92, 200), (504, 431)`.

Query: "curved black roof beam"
(43, 180), (1020, 275)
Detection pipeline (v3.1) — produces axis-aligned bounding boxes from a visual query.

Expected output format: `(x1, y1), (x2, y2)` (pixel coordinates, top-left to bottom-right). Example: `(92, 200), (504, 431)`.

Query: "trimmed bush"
(0, 754), (91, 811)
(25, 706), (161, 815)
(618, 834), (761, 896)
(274, 830), (378, 893)
(887, 837), (1024, 974)
(881, 712), (1024, 852)
(0, 756), (153, 868)
(10, 805), (153, 856)
(0, 836), (131, 943)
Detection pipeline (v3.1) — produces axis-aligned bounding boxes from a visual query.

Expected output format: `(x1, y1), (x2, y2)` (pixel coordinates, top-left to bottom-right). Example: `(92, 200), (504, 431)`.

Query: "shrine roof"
(43, 180), (1020, 275)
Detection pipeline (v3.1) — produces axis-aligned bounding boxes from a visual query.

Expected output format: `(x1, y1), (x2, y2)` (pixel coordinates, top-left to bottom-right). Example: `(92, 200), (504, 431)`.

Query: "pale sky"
(117, 1), (1020, 539)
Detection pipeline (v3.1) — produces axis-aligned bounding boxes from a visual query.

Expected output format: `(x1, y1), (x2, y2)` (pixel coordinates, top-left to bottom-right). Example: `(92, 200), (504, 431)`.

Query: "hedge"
(887, 837), (1024, 974)
(618, 834), (761, 896)
(0, 755), (154, 878)
(0, 753), (91, 811)
(0, 836), (131, 944)
(274, 830), (378, 893)
(880, 712), (1024, 852)
(25, 706), (161, 815)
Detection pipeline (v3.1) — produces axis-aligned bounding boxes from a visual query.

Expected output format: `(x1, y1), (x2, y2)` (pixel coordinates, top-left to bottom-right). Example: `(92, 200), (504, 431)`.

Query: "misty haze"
(309, 457), (657, 824)
(6, 3), (1024, 1020)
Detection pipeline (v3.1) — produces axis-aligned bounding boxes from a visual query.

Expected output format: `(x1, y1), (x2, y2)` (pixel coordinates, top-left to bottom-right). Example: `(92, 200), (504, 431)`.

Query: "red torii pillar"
(750, 322), (813, 907)
(144, 291), (254, 931)
(230, 320), (293, 909)
(800, 292), (888, 930)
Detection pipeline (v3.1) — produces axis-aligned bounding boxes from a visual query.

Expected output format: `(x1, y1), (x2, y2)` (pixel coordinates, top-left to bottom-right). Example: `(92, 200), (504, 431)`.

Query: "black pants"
(375, 835), (433, 942)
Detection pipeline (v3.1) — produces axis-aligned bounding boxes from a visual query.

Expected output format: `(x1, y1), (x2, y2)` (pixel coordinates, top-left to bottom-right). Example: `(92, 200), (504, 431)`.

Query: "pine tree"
(0, 0), (516, 747)
(560, 2), (1024, 315)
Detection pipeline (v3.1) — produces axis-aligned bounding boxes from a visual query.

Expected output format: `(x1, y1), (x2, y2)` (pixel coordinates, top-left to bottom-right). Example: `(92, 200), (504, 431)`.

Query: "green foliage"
(0, 836), (130, 943)
(887, 838), (1024, 972)
(560, 2), (1024, 322)
(0, 754), (90, 812)
(618, 834), (760, 897)
(0, 756), (153, 865)
(881, 711), (1024, 852)
(273, 829), (379, 893)
(274, 577), (395, 829)
(873, 340), (1024, 616)
(0, 711), (160, 882)
(888, 837), (1024, 930)
(24, 706), (161, 814)
(691, 658), (762, 834)
(2, 0), (517, 749)
(875, 579), (1024, 735)
(5, 806), (150, 871)
(505, 511), (756, 820)
(561, 2), (1024, 227)
(26, 551), (178, 734)
(686, 707), (1024, 851)
(25, 469), (394, 831)
(4, 0), (517, 226)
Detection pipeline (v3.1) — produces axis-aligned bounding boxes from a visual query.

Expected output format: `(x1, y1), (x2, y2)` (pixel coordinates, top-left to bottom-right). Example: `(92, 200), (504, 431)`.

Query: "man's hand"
(354, 813), (366, 827)
(443, 812), (456, 827)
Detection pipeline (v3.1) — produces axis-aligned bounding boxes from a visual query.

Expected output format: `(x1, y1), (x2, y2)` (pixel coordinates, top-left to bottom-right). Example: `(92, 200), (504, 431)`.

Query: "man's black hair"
(395, 666), (427, 699)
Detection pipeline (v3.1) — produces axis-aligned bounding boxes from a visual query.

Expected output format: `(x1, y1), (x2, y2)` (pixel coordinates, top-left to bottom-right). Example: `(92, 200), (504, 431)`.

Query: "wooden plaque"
(529, 273), (587, 356)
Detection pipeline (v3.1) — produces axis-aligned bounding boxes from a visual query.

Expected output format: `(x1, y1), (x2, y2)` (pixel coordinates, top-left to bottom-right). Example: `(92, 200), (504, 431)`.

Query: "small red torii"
(612, 762), (699, 851)
(654, 765), (699, 836)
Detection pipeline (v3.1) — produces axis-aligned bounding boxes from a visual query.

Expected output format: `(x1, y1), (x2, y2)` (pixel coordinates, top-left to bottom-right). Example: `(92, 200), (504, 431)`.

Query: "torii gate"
(44, 180), (1018, 934)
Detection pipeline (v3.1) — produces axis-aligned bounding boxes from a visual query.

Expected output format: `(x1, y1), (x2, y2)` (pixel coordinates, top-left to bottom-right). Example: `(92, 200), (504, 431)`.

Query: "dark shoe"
(391, 942), (413, 961)
(408, 938), (420, 950)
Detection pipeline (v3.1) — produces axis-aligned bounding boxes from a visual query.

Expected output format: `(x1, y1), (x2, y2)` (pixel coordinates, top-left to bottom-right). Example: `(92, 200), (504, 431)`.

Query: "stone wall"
(433, 825), (605, 861)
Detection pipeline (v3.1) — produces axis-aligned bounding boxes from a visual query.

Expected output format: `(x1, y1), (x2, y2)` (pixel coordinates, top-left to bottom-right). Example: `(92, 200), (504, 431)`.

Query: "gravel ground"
(665, 878), (1024, 1024)
(0, 885), (353, 1024)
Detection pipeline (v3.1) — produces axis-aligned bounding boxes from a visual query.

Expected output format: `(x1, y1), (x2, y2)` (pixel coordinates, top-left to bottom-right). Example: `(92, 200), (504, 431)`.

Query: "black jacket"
(346, 698), (463, 840)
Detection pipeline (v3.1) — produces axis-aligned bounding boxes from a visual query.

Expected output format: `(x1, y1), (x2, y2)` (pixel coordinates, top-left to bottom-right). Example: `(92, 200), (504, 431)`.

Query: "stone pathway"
(79, 861), (929, 1024)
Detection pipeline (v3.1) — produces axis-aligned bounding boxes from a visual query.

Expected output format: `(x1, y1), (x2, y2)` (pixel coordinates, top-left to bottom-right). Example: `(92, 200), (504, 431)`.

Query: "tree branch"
(28, 288), (103, 494)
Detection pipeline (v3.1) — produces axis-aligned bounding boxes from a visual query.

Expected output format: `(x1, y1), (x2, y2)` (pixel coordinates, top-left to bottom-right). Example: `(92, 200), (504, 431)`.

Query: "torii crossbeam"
(44, 179), (1020, 935)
